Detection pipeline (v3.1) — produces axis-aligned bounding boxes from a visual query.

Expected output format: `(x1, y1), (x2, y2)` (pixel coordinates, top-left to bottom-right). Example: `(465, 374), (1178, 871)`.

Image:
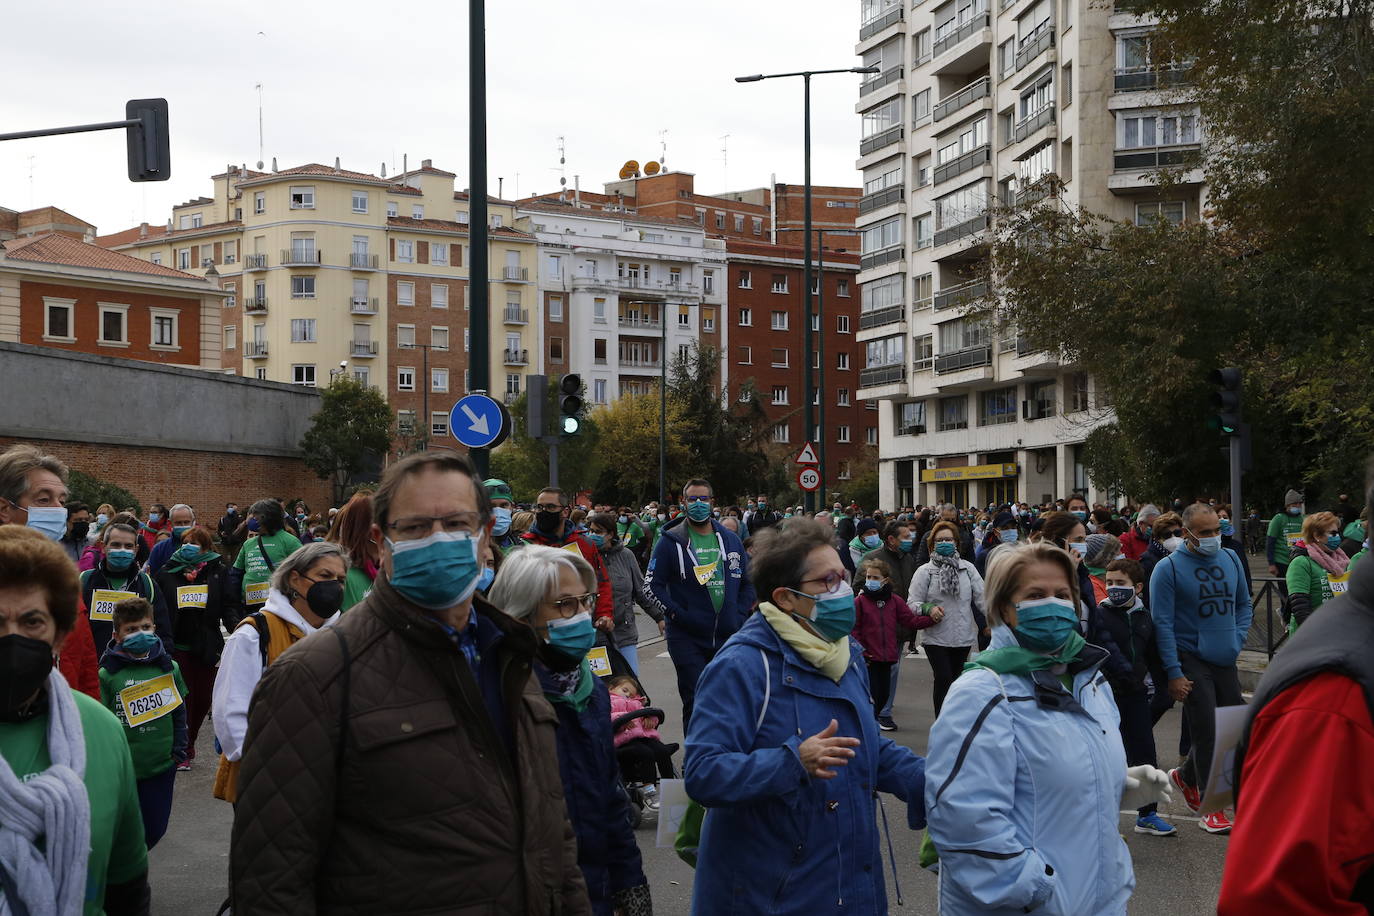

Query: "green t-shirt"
(98, 659), (189, 779)
(618, 519), (643, 549)
(0, 691), (148, 914)
(1267, 513), (1304, 566)
(233, 529), (303, 601)
(342, 565), (373, 613)
(688, 527), (726, 613)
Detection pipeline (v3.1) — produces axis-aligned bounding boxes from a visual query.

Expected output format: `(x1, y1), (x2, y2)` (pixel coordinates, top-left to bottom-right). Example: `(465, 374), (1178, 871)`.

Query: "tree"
(667, 344), (774, 503)
(66, 469), (140, 516)
(589, 394), (690, 506)
(487, 377), (601, 500)
(299, 377), (393, 506)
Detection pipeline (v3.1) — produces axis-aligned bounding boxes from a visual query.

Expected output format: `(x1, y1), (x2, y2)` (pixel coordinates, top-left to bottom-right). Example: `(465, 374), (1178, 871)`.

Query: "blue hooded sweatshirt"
(647, 516), (755, 647)
(1148, 544), (1253, 680)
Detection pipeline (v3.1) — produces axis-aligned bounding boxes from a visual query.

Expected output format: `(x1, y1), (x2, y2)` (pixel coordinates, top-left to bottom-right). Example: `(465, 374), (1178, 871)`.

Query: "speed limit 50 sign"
(797, 467), (821, 491)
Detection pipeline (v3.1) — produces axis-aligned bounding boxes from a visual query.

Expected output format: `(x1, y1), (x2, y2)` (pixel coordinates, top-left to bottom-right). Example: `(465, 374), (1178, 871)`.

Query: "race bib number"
(562, 543), (583, 557)
(245, 582), (271, 605)
(1286, 532), (1302, 549)
(693, 560), (719, 586)
(118, 673), (183, 728)
(90, 589), (136, 622)
(176, 585), (209, 609)
(1329, 572), (1351, 595)
(586, 646), (612, 677)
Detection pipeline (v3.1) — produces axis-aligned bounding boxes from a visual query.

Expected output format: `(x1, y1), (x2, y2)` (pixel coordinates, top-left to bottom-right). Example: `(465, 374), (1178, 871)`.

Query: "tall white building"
(855, 0), (1204, 508)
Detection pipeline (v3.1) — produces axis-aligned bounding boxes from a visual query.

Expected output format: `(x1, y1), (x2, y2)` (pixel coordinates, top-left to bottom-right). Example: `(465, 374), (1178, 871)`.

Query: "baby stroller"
(603, 645), (679, 828)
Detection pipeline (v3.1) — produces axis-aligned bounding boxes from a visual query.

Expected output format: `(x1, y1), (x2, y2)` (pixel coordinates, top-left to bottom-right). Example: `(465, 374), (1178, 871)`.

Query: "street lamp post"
(736, 66), (877, 513)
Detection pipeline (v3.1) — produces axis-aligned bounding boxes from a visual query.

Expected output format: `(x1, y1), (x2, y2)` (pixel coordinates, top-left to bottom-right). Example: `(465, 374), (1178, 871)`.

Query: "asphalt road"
(151, 613), (1229, 915)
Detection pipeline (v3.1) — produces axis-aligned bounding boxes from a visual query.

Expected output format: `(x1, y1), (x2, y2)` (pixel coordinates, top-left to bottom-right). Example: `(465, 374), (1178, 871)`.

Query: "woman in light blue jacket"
(924, 541), (1170, 916)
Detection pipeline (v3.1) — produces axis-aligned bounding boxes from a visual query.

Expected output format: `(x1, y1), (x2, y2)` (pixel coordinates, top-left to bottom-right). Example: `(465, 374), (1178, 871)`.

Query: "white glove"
(1121, 765), (1173, 810)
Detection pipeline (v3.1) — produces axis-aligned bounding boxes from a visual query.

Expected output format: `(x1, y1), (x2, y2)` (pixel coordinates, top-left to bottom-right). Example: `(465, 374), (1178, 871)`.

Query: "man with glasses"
(230, 451), (591, 915)
(649, 478), (755, 726)
(522, 487), (614, 633)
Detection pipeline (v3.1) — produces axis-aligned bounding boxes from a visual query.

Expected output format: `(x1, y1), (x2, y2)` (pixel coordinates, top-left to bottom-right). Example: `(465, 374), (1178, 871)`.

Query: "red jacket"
(1219, 672), (1374, 915)
(851, 588), (933, 663)
(521, 524), (614, 624)
(58, 601), (100, 700)
(1119, 527), (1151, 562)
(609, 692), (662, 747)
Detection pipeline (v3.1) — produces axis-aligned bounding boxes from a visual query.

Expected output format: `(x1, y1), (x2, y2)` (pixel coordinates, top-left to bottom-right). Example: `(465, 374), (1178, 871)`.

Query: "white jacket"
(211, 589), (336, 761)
(908, 558), (985, 648)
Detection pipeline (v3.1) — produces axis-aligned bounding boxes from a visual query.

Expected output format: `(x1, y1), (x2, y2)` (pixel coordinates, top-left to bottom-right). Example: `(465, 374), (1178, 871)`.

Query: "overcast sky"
(1, 1), (865, 235)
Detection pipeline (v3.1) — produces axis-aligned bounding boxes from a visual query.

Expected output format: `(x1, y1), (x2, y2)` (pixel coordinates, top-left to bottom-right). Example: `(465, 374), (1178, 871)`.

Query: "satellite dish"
(624, 160), (640, 171)
(644, 161), (661, 176)
(619, 166), (635, 180)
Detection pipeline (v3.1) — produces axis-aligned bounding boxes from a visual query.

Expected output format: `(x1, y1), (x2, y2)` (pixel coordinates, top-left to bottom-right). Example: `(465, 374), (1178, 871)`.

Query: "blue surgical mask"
(618, 515), (629, 525)
(24, 506), (68, 542)
(586, 532), (605, 548)
(864, 578), (884, 592)
(1000, 529), (1019, 544)
(149, 513), (161, 524)
(1220, 520), (1234, 537)
(787, 581), (856, 642)
(899, 538), (915, 553)
(386, 530), (482, 611)
(1071, 510), (1087, 522)
(1068, 541), (1088, 557)
(1326, 534), (1343, 551)
(545, 610), (597, 661)
(491, 507), (513, 537)
(106, 548), (136, 572)
(686, 501), (712, 523)
(935, 541), (957, 557)
(1106, 585), (1136, 606)
(1012, 597), (1080, 651)
(96, 513), (109, 527)
(476, 566), (495, 592)
(1288, 506), (1302, 516)
(862, 534), (880, 549)
(247, 517), (261, 532)
(1192, 534), (1222, 556)
(122, 631), (159, 655)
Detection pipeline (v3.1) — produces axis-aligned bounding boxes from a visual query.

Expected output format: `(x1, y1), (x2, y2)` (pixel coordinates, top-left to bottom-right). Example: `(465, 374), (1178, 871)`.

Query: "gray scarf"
(0, 669), (91, 916)
(931, 553), (962, 597)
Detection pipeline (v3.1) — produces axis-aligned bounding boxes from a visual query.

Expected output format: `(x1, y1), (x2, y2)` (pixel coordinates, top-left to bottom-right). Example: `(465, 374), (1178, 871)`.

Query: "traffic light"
(125, 99), (171, 182)
(1208, 368), (1242, 436)
(559, 374), (584, 435)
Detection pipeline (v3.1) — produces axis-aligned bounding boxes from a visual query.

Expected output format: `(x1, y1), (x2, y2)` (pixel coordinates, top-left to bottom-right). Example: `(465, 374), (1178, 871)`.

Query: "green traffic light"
(562, 415), (580, 435)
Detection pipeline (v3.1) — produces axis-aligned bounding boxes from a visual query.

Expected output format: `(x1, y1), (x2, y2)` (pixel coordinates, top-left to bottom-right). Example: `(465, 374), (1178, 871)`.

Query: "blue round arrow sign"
(449, 395), (511, 449)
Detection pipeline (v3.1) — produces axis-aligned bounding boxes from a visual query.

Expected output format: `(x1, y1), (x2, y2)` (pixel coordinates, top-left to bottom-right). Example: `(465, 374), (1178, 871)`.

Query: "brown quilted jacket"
(229, 576), (592, 916)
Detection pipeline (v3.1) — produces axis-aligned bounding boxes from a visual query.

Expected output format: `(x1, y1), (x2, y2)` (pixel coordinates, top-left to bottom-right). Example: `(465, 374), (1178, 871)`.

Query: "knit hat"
(483, 478), (514, 501)
(993, 511), (1016, 529)
(856, 518), (879, 537)
(1084, 533), (1112, 565)
(1284, 489), (1303, 507)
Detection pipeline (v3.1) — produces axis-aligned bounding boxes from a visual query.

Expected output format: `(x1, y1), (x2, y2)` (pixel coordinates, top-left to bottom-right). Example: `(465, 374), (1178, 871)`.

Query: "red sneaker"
(1199, 810), (1233, 834)
(1169, 768), (1202, 813)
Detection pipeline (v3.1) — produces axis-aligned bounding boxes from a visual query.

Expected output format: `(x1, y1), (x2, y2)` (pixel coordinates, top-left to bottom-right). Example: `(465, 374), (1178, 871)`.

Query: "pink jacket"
(79, 543), (102, 572)
(851, 589), (933, 663)
(609, 692), (661, 747)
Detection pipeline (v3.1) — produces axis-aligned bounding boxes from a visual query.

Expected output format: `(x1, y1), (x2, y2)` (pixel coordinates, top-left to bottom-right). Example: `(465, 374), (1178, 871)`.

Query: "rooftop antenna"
(720, 134), (730, 191)
(26, 155), (35, 208)
(254, 83), (265, 170)
(498, 177), (504, 198)
(658, 129), (668, 168)
(555, 135), (567, 200)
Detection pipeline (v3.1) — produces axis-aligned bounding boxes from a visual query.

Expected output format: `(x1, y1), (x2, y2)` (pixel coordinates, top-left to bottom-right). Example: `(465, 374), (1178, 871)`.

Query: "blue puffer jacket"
(684, 612), (926, 915)
(924, 627), (1134, 916)
(536, 663), (646, 915)
(648, 517), (755, 647)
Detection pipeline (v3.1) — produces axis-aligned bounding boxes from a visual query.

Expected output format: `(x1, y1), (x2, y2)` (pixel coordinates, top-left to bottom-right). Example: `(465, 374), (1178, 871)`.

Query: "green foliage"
(66, 469), (140, 515)
(299, 377), (394, 505)
(667, 345), (775, 505)
(589, 394), (690, 506)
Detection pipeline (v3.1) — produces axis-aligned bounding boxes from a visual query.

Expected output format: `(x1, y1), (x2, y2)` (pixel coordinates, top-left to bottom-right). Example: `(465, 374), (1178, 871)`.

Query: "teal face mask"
(105, 548), (136, 572)
(787, 581), (856, 642)
(1012, 597), (1080, 651)
(172, 526), (191, 541)
(491, 507), (513, 537)
(122, 631), (159, 655)
(935, 541), (957, 557)
(586, 532), (605, 548)
(174, 544), (207, 565)
(545, 611), (597, 661)
(386, 531), (482, 611)
(899, 538), (915, 553)
(686, 501), (712, 523)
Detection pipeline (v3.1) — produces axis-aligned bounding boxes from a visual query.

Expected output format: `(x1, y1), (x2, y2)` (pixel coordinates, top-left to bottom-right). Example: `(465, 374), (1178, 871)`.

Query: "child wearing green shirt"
(99, 597), (189, 850)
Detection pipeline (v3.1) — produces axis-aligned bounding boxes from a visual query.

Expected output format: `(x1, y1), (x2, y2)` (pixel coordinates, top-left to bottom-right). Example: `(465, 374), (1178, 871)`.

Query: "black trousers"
(617, 737), (676, 784)
(1116, 687), (1159, 816)
(1178, 652), (1245, 793)
(866, 661), (894, 718)
(925, 644), (971, 716)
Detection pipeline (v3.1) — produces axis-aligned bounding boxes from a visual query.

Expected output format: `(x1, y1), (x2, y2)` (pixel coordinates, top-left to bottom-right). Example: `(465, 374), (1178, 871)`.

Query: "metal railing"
(350, 298), (379, 314)
(934, 278), (988, 310)
(859, 124), (904, 156)
(860, 66), (904, 96)
(933, 212), (989, 248)
(349, 253), (379, 269)
(934, 76), (991, 122)
(933, 12), (990, 58)
(1013, 103), (1056, 143)
(246, 341), (269, 357)
(860, 246), (904, 272)
(859, 304), (906, 330)
(620, 357), (663, 369)
(858, 185), (904, 214)
(859, 4), (904, 40)
(859, 364), (906, 388)
(1114, 142), (1201, 170)
(1113, 65), (1192, 92)
(280, 249), (322, 265)
(1015, 23), (1055, 71)
(502, 266), (529, 281)
(503, 348), (529, 365)
(244, 297), (268, 313)
(935, 344), (992, 373)
(503, 307), (529, 324)
(243, 254), (268, 270)
(350, 341), (379, 356)
(618, 315), (663, 330)
(933, 143), (990, 185)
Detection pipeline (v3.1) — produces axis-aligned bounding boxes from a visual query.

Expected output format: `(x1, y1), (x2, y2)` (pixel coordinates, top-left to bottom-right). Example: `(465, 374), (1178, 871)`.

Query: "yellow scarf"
(759, 601), (851, 683)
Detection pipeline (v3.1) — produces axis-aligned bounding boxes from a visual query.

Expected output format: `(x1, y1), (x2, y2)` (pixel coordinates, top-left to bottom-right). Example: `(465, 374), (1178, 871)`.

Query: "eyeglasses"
(547, 593), (596, 617)
(534, 503), (565, 513)
(684, 495), (710, 504)
(386, 511), (484, 541)
(799, 571), (846, 593)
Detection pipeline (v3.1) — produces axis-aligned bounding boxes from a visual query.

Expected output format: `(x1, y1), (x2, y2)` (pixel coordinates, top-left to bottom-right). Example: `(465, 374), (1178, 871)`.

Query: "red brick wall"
(0, 437), (333, 517)
(387, 273), (469, 446)
(543, 290), (567, 373)
(20, 280), (206, 366)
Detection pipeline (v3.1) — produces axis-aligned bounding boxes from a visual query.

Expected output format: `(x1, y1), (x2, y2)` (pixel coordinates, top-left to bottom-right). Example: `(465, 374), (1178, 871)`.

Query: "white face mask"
(1163, 536), (1184, 554)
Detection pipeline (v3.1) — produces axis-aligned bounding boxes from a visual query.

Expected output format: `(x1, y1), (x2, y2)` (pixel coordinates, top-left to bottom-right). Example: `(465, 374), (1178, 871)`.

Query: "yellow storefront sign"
(920, 463), (1019, 483)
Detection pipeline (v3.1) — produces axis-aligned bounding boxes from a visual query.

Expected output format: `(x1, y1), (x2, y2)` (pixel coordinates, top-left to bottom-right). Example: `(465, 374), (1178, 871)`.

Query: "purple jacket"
(852, 589), (933, 663)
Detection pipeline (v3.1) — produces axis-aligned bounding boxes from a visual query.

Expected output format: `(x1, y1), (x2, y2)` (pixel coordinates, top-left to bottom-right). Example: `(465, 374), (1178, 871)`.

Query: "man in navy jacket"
(648, 478), (755, 727)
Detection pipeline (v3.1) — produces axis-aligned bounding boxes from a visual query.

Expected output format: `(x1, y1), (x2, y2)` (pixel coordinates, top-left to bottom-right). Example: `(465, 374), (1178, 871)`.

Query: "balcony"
(503, 306), (529, 325)
(503, 347), (529, 366)
(618, 315), (663, 331)
(933, 212), (990, 248)
(858, 185), (904, 215)
(860, 66), (903, 97)
(933, 13), (990, 60)
(933, 77), (990, 123)
(619, 356), (663, 369)
(246, 341), (269, 358)
(934, 279), (989, 311)
(858, 305), (905, 332)
(1113, 65), (1191, 92)
(243, 254), (268, 270)
(244, 296), (268, 314)
(859, 246), (903, 272)
(933, 144), (990, 185)
(502, 266), (529, 281)
(281, 249), (322, 266)
(1015, 25), (1055, 72)
(1013, 103), (1056, 144)
(350, 341), (379, 358)
(935, 344), (992, 373)
(350, 297), (379, 315)
(859, 124), (904, 157)
(859, 364), (906, 389)
(1114, 143), (1202, 171)
(349, 253), (379, 270)
(859, 4), (903, 41)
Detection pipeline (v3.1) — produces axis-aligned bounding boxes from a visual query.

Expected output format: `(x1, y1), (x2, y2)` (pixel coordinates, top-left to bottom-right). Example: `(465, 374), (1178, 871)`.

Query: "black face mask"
(304, 579), (345, 619)
(70, 521), (90, 541)
(0, 634), (55, 721)
(535, 510), (563, 534)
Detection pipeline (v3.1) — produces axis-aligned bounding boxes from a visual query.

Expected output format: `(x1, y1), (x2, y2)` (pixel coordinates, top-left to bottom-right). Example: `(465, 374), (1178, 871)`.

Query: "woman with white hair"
(211, 540), (346, 802)
(489, 546), (651, 916)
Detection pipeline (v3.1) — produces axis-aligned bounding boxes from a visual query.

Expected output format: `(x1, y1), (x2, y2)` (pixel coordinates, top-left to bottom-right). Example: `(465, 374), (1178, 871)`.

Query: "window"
(223, 325), (237, 350)
(150, 252), (162, 265)
(752, 218), (763, 235)
(938, 316), (990, 352)
(98, 304), (128, 344)
(772, 348), (789, 367)
(291, 276), (316, 299)
(351, 191), (369, 213)
(1028, 381), (1057, 418)
(861, 216), (902, 255)
(397, 367), (416, 391)
(432, 368), (449, 392)
(594, 338), (607, 363)
(397, 324), (416, 348)
(862, 97), (903, 139)
(177, 249), (190, 270)
(837, 278), (851, 297)
(491, 214), (504, 228)
(810, 313), (820, 331)
(593, 297), (606, 322)
(223, 240), (237, 263)
(464, 329), (470, 352)
(865, 165), (902, 196)
(837, 388), (851, 406)
(1018, 68), (1054, 123)
(1070, 371), (1090, 411)
(938, 394), (969, 431)
(678, 308), (690, 327)
(913, 273), (934, 305)
(733, 215), (745, 232)
(593, 379), (607, 403)
(1062, 63), (1072, 107)
(837, 352), (851, 370)
(738, 307), (753, 326)
(431, 326), (449, 350)
(396, 240), (415, 263)
(771, 386), (790, 405)
(771, 311), (789, 330)
(913, 332), (935, 368)
(914, 27), (932, 63)
(42, 298), (75, 341)
(431, 243), (448, 265)
(412, 205), (424, 219)
(505, 373), (521, 396)
(289, 186), (315, 209)
(861, 274), (903, 313)
(432, 284), (449, 308)
(935, 181), (990, 231)
(866, 427), (879, 445)
(772, 423), (791, 443)
(738, 346), (753, 364)
(255, 367), (268, 380)
(291, 318), (317, 342)
(387, 201), (398, 217)
(550, 337), (564, 362)
(397, 281), (415, 306)
(936, 117), (989, 166)
(837, 315), (851, 333)
(738, 269), (752, 289)
(456, 210), (469, 224)
(253, 192), (265, 214)
(397, 410), (416, 435)
(352, 366), (370, 386)
(431, 411), (449, 437)
(914, 213), (933, 249)
(978, 386), (1018, 426)
(291, 365), (317, 387)
(144, 309), (175, 347)
(289, 233), (316, 262)
(703, 308), (716, 332)
(715, 212), (725, 229)
(912, 88), (931, 124)
(771, 274), (789, 294)
(865, 335), (905, 368)
(836, 425), (851, 443)
(695, 208), (706, 225)
(1016, 141), (1056, 193)
(1135, 201), (1186, 226)
(898, 400), (927, 433)
(1118, 109), (1198, 149)
(549, 296), (564, 322)
(703, 270), (715, 294)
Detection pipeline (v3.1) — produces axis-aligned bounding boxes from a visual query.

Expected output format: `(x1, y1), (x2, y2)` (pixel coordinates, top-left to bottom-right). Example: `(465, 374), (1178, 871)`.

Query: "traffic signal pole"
(468, 0), (491, 476)
(1210, 368), (1244, 514)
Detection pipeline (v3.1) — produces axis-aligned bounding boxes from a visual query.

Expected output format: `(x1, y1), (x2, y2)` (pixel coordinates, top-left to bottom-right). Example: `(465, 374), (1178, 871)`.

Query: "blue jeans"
(618, 643), (640, 677)
(879, 653), (902, 718)
(137, 766), (177, 849)
(665, 629), (718, 730)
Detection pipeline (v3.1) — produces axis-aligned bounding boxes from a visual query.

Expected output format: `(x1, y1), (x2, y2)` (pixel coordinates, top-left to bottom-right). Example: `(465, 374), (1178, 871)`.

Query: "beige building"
(854, 0), (1204, 507)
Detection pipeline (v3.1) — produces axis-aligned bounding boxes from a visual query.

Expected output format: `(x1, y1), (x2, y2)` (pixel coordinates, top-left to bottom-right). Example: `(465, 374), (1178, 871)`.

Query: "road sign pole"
(468, 0), (490, 476)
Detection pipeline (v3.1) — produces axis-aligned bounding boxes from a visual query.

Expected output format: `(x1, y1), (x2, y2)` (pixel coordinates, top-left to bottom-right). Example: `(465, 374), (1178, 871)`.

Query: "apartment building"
(517, 200), (726, 407)
(854, 0), (1204, 507)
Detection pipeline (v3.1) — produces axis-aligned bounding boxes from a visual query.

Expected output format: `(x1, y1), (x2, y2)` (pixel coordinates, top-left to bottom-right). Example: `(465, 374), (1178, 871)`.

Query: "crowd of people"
(0, 436), (1370, 914)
